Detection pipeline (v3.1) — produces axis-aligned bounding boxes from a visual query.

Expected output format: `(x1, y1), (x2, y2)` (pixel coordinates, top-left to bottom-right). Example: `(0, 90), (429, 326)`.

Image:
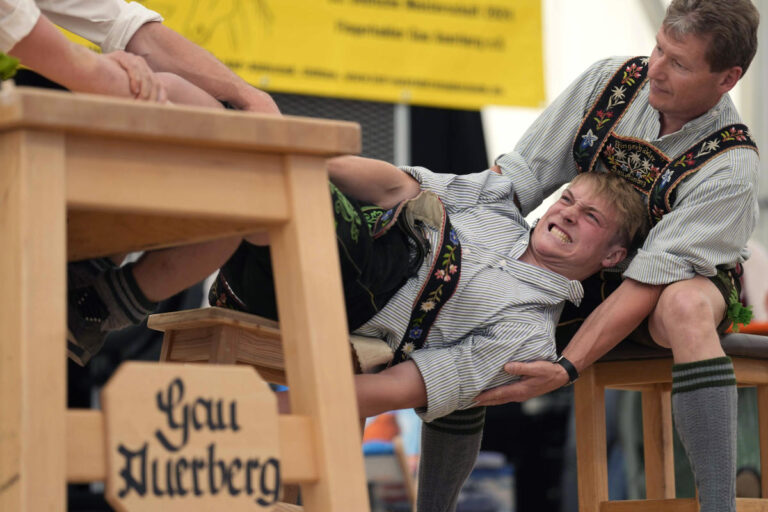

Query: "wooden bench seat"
(149, 306), (395, 384)
(575, 332), (768, 511)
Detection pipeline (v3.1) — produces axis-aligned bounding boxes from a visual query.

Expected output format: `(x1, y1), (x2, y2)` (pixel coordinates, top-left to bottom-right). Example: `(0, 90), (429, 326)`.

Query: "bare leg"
(132, 236), (242, 302)
(649, 276), (735, 512)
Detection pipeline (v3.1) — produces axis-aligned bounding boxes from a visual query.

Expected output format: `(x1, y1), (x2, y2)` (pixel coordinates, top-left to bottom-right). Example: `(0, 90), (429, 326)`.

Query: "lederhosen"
(557, 56), (758, 349)
(211, 183), (461, 364)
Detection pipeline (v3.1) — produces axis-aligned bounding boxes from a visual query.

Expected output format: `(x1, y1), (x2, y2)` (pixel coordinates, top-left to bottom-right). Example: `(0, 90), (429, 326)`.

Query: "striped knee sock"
(417, 408), (485, 512)
(672, 356), (737, 512)
(93, 262), (158, 330)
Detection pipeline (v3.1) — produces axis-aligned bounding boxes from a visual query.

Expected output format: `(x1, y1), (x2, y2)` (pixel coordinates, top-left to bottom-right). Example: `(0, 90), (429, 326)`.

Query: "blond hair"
(568, 173), (649, 250)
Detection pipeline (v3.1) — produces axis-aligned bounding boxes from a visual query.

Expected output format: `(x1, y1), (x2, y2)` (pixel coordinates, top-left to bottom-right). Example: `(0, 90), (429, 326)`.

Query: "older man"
(421, 2), (760, 511)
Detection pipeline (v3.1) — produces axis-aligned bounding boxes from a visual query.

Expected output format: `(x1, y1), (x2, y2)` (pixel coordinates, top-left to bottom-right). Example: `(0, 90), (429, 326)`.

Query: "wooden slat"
(601, 498), (768, 511)
(759, 385), (768, 499)
(574, 367), (609, 512)
(600, 498), (698, 512)
(594, 359), (674, 388)
(269, 155), (369, 511)
(0, 130), (67, 512)
(67, 210), (265, 261)
(66, 135), (290, 221)
(66, 410), (318, 483)
(641, 386), (675, 499)
(733, 358), (768, 385)
(0, 86), (360, 156)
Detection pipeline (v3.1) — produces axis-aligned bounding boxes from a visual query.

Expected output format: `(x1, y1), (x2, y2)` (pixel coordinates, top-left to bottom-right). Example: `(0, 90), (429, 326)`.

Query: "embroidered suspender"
(572, 57), (758, 226)
(573, 56), (649, 173)
(391, 210), (461, 365)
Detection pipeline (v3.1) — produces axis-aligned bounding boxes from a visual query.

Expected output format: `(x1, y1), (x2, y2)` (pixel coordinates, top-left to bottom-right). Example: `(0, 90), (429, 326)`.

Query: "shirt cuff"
(0, 0), (40, 52)
(100, 1), (162, 53)
(409, 348), (461, 423)
(495, 152), (543, 216)
(623, 249), (698, 285)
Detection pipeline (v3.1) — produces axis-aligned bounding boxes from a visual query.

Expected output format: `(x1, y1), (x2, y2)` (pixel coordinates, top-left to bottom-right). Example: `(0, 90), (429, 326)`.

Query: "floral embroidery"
(580, 129), (598, 149)
(393, 223), (461, 364)
(593, 110), (614, 131)
(330, 182), (362, 243)
(621, 63), (644, 86)
(721, 126), (747, 142)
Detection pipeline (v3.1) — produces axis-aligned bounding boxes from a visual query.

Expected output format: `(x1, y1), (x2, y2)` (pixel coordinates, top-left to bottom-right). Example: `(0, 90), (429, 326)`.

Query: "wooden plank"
(594, 359), (674, 388)
(67, 210), (265, 261)
(758, 385), (768, 499)
(641, 386), (675, 499)
(0, 87), (361, 156)
(600, 498), (698, 512)
(269, 155), (370, 511)
(602, 498), (768, 511)
(0, 130), (67, 511)
(66, 135), (290, 221)
(733, 358), (768, 385)
(66, 410), (318, 483)
(574, 367), (609, 512)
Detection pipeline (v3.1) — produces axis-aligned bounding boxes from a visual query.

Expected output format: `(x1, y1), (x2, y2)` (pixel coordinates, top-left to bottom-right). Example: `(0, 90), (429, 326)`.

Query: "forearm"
(355, 361), (427, 418)
(9, 16), (131, 97)
(327, 156), (421, 208)
(562, 278), (663, 373)
(126, 22), (279, 113)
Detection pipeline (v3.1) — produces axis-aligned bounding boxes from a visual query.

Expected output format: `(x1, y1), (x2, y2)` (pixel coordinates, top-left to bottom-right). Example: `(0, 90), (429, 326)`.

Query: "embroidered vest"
(572, 56), (758, 226)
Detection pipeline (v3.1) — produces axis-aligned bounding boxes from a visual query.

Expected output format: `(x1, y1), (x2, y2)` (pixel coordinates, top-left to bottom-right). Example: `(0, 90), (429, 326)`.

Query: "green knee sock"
(672, 356), (737, 512)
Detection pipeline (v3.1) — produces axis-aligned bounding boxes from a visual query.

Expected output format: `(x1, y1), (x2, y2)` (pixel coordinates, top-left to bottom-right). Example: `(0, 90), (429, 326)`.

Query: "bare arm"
(126, 22), (279, 114)
(9, 15), (139, 98)
(355, 361), (427, 418)
(327, 155), (421, 209)
(475, 278), (663, 405)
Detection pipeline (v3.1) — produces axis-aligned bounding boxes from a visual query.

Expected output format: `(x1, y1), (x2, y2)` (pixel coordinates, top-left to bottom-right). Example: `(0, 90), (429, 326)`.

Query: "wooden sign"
(101, 362), (281, 511)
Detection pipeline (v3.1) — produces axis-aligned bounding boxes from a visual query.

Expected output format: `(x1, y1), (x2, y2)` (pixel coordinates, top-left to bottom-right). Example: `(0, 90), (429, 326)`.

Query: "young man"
(422, 1), (760, 511)
(209, 155), (648, 421)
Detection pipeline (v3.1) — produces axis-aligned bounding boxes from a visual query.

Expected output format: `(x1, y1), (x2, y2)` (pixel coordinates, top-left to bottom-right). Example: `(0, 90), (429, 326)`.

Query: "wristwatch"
(554, 355), (579, 385)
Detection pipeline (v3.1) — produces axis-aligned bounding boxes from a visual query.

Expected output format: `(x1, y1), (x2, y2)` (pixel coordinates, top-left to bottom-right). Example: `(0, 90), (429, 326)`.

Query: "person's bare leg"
(132, 236), (242, 302)
(649, 276), (735, 512)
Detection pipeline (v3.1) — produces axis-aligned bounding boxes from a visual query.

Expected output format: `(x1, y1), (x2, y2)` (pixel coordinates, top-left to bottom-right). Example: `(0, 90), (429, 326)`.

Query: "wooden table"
(0, 83), (369, 511)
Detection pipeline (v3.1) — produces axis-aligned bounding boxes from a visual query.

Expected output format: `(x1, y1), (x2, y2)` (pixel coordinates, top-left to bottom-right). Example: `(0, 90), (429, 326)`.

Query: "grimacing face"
(648, 27), (741, 131)
(526, 182), (627, 280)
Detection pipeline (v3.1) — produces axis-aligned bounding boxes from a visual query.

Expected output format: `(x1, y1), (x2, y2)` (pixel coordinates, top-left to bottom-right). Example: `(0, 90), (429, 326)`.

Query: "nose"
(648, 53), (665, 80)
(561, 204), (578, 224)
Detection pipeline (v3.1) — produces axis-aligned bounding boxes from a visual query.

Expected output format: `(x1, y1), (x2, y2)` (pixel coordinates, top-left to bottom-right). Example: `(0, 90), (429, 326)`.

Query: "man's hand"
(105, 51), (167, 102)
(473, 360), (569, 406)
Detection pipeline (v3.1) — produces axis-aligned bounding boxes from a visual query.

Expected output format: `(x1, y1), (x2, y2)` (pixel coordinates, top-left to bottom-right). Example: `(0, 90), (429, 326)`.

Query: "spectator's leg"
(648, 276), (735, 512)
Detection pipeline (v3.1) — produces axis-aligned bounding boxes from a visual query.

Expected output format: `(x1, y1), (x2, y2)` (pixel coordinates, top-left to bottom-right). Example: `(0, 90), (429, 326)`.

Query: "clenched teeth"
(549, 225), (572, 244)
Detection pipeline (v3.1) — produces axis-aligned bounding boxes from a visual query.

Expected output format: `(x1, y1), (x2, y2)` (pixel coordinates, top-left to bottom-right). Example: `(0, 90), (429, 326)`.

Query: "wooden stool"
(149, 306), (395, 384)
(574, 332), (768, 511)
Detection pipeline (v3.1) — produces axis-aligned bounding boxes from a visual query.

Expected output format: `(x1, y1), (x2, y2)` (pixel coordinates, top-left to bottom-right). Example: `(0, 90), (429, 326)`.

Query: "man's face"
(648, 28), (740, 128)
(527, 181), (626, 280)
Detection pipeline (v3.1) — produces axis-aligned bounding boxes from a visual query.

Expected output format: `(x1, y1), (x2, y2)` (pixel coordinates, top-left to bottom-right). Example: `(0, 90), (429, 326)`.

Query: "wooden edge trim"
(66, 409), (318, 484)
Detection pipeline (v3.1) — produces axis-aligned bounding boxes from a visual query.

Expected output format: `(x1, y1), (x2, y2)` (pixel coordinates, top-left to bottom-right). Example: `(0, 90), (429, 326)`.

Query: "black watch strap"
(554, 355), (579, 385)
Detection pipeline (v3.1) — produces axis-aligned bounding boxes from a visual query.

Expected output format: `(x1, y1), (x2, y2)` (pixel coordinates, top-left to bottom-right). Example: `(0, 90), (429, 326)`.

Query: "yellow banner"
(78, 0), (545, 109)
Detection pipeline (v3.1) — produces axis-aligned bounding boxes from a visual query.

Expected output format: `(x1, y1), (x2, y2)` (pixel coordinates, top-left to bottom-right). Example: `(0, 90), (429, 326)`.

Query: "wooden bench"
(0, 84), (369, 511)
(574, 332), (768, 511)
(148, 306), (395, 384)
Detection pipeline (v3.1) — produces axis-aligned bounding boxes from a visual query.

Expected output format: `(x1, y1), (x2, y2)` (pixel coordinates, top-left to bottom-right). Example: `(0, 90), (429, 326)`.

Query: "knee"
(650, 282), (719, 344)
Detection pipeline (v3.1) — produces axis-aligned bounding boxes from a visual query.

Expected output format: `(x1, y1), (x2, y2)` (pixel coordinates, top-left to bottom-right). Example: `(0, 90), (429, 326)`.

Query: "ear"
(718, 66), (742, 94)
(601, 245), (627, 268)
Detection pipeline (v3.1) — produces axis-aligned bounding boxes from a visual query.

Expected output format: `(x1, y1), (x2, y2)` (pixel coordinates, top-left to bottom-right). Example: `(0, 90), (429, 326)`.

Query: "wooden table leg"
(642, 385), (675, 499)
(575, 366), (609, 512)
(0, 131), (67, 511)
(269, 155), (370, 512)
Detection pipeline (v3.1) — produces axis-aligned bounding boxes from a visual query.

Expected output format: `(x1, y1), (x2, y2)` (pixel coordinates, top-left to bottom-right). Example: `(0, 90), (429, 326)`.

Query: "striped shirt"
(355, 167), (583, 422)
(496, 56), (760, 285)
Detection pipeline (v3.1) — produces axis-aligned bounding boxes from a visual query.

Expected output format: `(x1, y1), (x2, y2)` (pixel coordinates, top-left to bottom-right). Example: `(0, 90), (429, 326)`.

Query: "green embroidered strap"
(647, 124), (758, 224)
(572, 56), (649, 173)
(0, 52), (20, 81)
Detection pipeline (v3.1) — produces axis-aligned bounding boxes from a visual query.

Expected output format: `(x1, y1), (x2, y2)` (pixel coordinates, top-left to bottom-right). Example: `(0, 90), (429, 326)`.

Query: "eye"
(586, 212), (601, 225)
(560, 193), (573, 204)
